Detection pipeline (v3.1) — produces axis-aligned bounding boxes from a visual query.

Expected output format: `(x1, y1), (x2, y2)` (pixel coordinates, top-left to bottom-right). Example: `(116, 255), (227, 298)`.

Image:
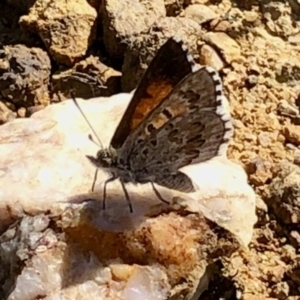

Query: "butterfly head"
(86, 147), (118, 169)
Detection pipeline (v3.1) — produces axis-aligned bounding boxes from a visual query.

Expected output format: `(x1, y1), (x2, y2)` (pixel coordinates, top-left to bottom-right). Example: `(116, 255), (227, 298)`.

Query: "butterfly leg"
(119, 180), (133, 213)
(150, 182), (170, 205)
(103, 176), (118, 210)
(91, 169), (98, 192)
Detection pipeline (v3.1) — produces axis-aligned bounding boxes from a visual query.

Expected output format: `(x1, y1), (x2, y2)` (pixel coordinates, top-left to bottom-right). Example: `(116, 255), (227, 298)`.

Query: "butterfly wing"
(121, 66), (233, 177)
(111, 37), (198, 149)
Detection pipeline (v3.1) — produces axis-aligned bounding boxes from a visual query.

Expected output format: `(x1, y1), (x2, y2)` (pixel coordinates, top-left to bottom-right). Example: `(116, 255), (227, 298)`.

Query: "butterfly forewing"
(111, 37), (196, 149)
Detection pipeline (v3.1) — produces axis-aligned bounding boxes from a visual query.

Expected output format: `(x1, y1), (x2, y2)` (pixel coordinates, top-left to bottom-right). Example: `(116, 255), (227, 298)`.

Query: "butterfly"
(81, 36), (233, 212)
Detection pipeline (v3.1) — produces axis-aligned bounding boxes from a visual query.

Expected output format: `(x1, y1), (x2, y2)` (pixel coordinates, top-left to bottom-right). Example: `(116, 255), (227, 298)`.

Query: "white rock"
(1, 92), (256, 299)
(183, 4), (217, 25)
(0, 92), (256, 245)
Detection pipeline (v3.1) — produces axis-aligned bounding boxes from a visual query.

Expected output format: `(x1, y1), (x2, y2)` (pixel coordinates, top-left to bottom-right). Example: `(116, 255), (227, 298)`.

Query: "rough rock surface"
(20, 0), (97, 65)
(0, 44), (51, 110)
(100, 0), (166, 58)
(121, 17), (202, 92)
(51, 56), (122, 101)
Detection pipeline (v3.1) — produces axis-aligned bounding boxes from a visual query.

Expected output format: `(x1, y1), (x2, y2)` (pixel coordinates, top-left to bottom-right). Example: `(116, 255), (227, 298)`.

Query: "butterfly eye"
(97, 150), (106, 159)
(103, 152), (109, 159)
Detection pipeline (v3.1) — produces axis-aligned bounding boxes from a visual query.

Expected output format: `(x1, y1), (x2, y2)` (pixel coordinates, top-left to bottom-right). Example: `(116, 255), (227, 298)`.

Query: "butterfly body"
(87, 147), (156, 185)
(85, 36), (233, 211)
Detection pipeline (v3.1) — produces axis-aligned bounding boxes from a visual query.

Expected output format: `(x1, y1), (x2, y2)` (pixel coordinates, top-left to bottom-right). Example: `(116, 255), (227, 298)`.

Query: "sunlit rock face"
(0, 95), (256, 300)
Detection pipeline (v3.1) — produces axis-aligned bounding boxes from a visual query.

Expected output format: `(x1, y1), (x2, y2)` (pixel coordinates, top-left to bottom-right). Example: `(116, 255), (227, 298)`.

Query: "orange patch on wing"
(151, 113), (169, 129)
(131, 80), (174, 131)
(148, 104), (187, 133)
(145, 101), (186, 133)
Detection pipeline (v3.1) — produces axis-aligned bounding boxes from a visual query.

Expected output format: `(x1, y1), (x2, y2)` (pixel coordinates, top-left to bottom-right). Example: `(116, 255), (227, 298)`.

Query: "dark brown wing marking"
(111, 37), (197, 149)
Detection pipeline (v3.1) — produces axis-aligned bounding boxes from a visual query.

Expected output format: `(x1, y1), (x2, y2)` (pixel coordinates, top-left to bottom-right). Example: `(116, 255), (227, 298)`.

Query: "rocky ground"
(0, 0), (300, 299)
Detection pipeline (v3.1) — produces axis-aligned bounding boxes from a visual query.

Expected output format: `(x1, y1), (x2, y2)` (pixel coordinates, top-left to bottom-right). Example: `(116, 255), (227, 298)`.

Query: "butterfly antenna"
(88, 134), (102, 147)
(70, 91), (104, 149)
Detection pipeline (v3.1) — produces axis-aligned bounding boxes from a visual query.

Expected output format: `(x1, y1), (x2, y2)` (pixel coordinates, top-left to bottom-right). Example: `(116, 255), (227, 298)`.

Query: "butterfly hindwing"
(111, 37), (197, 149)
(122, 66), (233, 176)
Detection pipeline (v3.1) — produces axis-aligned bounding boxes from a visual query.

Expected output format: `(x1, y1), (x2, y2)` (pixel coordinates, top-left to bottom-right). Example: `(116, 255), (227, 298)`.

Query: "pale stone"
(0, 93), (255, 244)
(183, 4), (217, 25)
(0, 92), (256, 299)
(203, 32), (241, 64)
(199, 44), (225, 71)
